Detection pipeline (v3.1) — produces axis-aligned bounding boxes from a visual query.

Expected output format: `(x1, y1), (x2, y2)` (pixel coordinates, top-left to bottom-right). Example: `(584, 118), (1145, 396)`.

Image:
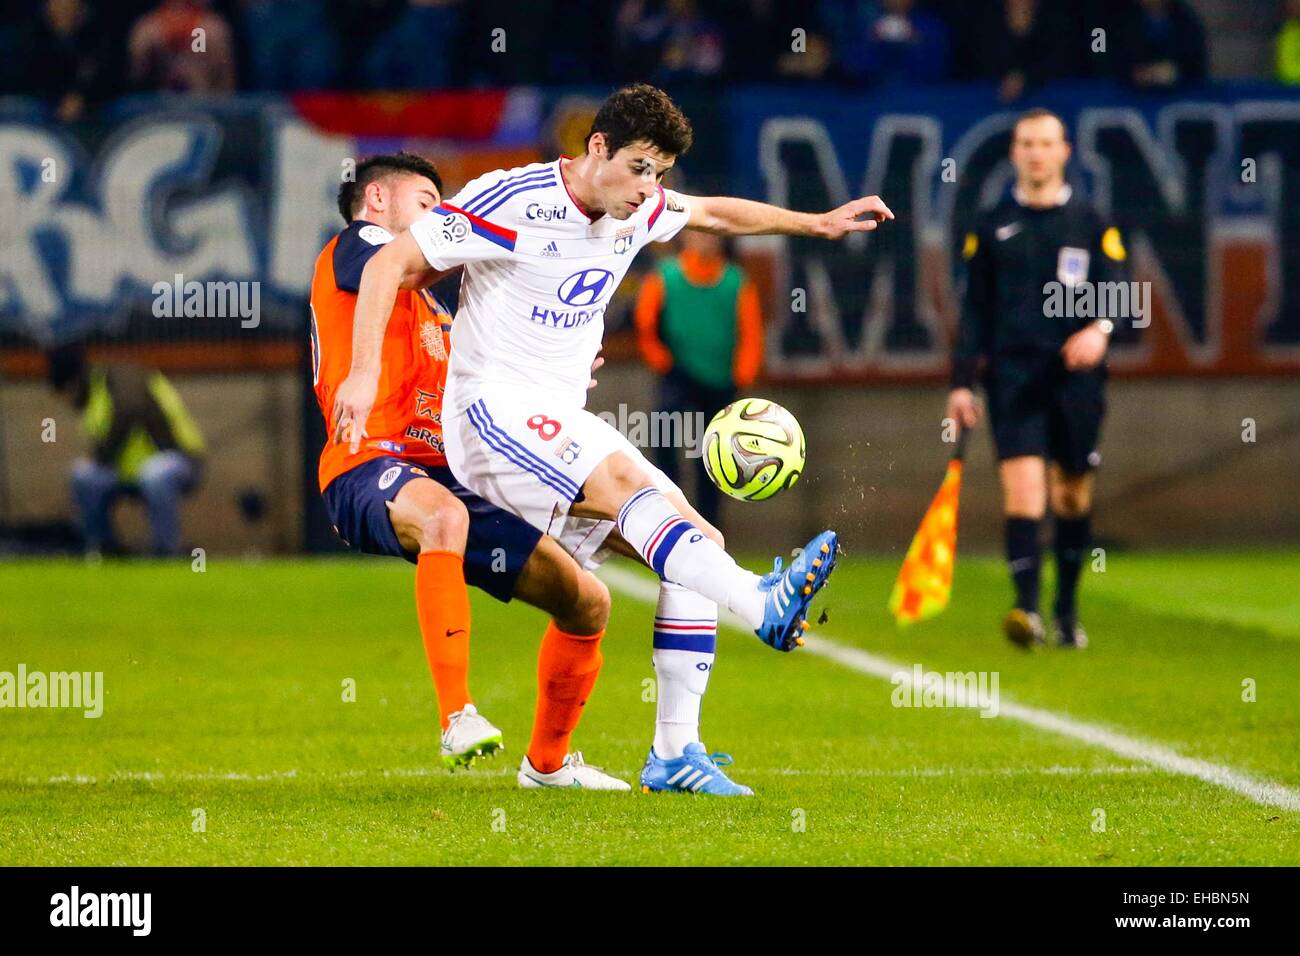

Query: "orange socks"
(526, 622), (605, 774)
(414, 555), (604, 762)
(414, 550), (472, 729)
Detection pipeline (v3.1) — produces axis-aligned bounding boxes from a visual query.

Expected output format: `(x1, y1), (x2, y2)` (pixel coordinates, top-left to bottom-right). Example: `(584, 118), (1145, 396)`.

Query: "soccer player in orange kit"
(311, 152), (628, 788)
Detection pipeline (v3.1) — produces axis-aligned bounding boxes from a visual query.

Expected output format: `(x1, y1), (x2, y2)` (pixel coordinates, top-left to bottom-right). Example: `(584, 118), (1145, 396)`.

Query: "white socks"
(617, 487), (765, 629)
(652, 582), (716, 758)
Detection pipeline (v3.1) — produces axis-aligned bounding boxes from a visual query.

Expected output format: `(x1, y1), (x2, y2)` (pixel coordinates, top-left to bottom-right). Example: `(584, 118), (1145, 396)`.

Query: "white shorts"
(443, 381), (681, 569)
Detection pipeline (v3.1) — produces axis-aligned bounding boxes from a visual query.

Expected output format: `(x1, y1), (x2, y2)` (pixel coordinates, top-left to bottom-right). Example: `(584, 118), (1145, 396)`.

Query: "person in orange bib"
(312, 152), (627, 789)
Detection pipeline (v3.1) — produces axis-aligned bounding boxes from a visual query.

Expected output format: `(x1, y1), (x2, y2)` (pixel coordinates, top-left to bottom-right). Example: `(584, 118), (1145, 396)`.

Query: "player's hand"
(814, 196), (894, 239)
(946, 388), (981, 429)
(588, 353), (605, 390)
(1061, 324), (1109, 371)
(331, 369), (379, 454)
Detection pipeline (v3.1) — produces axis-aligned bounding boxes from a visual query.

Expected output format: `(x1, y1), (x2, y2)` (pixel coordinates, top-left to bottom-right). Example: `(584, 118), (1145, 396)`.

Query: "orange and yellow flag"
(888, 447), (964, 626)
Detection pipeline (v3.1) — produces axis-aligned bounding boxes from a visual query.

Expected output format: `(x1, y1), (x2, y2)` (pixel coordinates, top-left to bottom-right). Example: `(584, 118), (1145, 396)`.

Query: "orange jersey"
(310, 220), (452, 492)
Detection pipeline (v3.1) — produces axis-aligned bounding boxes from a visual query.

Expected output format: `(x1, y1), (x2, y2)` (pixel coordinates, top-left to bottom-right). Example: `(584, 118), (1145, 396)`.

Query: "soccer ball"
(701, 398), (806, 502)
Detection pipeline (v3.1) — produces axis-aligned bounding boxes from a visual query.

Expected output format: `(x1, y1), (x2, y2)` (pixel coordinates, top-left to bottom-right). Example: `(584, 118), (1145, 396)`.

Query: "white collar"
(1014, 182), (1072, 208)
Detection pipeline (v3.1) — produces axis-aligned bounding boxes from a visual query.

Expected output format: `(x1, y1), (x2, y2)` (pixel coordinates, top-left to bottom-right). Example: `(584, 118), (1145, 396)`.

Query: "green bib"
(657, 257), (742, 390)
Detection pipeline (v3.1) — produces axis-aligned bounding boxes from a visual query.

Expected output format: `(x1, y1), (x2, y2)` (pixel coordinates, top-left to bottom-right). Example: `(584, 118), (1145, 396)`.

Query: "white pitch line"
(599, 564), (1300, 814)
(17, 765), (1154, 787)
(20, 766), (517, 786)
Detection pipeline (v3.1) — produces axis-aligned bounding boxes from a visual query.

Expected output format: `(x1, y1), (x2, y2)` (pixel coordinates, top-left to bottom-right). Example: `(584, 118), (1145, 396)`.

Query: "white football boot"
(440, 704), (504, 770)
(517, 752), (631, 790)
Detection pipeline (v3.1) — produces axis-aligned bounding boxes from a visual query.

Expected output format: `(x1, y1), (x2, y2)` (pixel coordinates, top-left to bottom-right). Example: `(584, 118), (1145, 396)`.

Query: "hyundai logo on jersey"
(557, 269), (614, 306)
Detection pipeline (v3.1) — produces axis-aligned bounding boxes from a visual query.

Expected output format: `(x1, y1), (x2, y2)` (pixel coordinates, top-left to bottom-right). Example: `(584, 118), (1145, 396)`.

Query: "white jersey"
(408, 158), (691, 409)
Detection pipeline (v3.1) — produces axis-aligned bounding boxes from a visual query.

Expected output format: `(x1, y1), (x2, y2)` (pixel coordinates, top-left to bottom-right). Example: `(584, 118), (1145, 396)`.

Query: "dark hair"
(1013, 107), (1069, 140)
(337, 152), (443, 224)
(586, 83), (693, 158)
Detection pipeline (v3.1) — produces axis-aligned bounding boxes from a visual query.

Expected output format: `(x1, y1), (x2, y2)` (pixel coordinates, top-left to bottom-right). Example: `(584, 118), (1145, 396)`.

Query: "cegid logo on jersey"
(524, 202), (567, 221)
(529, 269), (615, 330)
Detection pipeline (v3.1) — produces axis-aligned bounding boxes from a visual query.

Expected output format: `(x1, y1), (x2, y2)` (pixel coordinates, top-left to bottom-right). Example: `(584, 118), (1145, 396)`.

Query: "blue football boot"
(639, 743), (754, 796)
(755, 529), (839, 652)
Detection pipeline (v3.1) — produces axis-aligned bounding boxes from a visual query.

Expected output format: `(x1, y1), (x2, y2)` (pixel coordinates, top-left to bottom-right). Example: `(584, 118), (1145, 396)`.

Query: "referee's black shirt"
(951, 185), (1130, 389)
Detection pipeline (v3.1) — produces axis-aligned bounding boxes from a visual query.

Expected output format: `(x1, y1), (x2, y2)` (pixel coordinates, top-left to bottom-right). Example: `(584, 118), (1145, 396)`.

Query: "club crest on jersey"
(419, 319), (447, 360)
(557, 268), (614, 306)
(614, 226), (635, 255)
(1057, 247), (1090, 288)
(554, 437), (582, 464)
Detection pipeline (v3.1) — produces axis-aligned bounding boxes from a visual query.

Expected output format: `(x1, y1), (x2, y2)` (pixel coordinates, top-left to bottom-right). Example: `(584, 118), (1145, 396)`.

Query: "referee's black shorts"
(982, 354), (1106, 474)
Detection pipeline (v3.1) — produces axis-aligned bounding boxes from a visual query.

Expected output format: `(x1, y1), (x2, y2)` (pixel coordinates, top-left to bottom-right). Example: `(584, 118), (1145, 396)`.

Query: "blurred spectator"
(635, 231), (764, 531)
(1117, 0), (1207, 88)
(825, 0), (951, 86)
(129, 0), (236, 93)
(20, 0), (114, 122)
(328, 0), (404, 89)
(459, 0), (551, 85)
(241, 0), (338, 91)
(730, 0), (833, 82)
(47, 345), (207, 557)
(361, 0), (464, 90)
(1278, 0), (1300, 83)
(970, 0), (1079, 101)
(616, 0), (727, 86)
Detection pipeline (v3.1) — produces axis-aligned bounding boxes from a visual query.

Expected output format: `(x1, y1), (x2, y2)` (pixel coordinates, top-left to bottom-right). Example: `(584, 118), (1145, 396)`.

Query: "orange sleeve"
(634, 271), (673, 375)
(733, 278), (764, 389)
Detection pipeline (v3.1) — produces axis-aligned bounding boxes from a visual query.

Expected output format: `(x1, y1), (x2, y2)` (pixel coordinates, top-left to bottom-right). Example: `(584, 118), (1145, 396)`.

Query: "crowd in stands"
(6, 0), (1296, 117)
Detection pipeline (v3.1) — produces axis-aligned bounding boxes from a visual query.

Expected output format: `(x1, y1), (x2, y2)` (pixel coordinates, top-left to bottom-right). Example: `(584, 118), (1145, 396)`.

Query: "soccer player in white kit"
(334, 84), (894, 795)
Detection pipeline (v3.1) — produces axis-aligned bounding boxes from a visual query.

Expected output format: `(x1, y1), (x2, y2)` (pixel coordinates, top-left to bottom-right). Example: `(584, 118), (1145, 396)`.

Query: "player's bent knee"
(414, 501), (469, 553)
(550, 571), (609, 636)
(1052, 485), (1092, 518)
(571, 573), (611, 634)
(602, 452), (652, 497)
(388, 479), (470, 553)
(576, 452), (655, 518)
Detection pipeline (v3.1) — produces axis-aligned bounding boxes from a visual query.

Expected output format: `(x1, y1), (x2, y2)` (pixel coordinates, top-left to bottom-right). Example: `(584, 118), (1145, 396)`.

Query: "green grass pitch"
(1, 551), (1297, 866)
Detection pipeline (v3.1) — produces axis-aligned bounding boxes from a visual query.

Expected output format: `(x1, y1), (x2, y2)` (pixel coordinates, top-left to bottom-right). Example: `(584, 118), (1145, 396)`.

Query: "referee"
(946, 108), (1129, 649)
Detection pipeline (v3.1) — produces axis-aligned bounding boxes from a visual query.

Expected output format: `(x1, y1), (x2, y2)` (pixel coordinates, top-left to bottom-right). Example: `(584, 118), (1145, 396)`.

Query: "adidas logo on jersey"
(540, 241), (561, 258)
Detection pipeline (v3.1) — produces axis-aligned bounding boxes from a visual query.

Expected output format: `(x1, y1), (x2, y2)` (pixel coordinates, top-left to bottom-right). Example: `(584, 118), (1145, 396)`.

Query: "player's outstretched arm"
(684, 194), (893, 239)
(332, 230), (429, 453)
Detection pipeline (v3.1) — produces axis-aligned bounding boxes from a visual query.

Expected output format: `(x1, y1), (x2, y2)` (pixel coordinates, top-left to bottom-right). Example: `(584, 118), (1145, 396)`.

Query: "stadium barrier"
(1, 85), (1297, 553)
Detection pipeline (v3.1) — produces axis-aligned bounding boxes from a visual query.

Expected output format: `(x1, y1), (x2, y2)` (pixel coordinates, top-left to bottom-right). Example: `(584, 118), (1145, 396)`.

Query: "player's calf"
(512, 536), (611, 636)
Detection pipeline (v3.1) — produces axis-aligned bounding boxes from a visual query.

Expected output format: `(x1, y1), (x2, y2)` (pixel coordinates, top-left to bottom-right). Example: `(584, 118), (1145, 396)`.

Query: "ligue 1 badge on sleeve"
(439, 212), (471, 247)
(1057, 246), (1090, 288)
